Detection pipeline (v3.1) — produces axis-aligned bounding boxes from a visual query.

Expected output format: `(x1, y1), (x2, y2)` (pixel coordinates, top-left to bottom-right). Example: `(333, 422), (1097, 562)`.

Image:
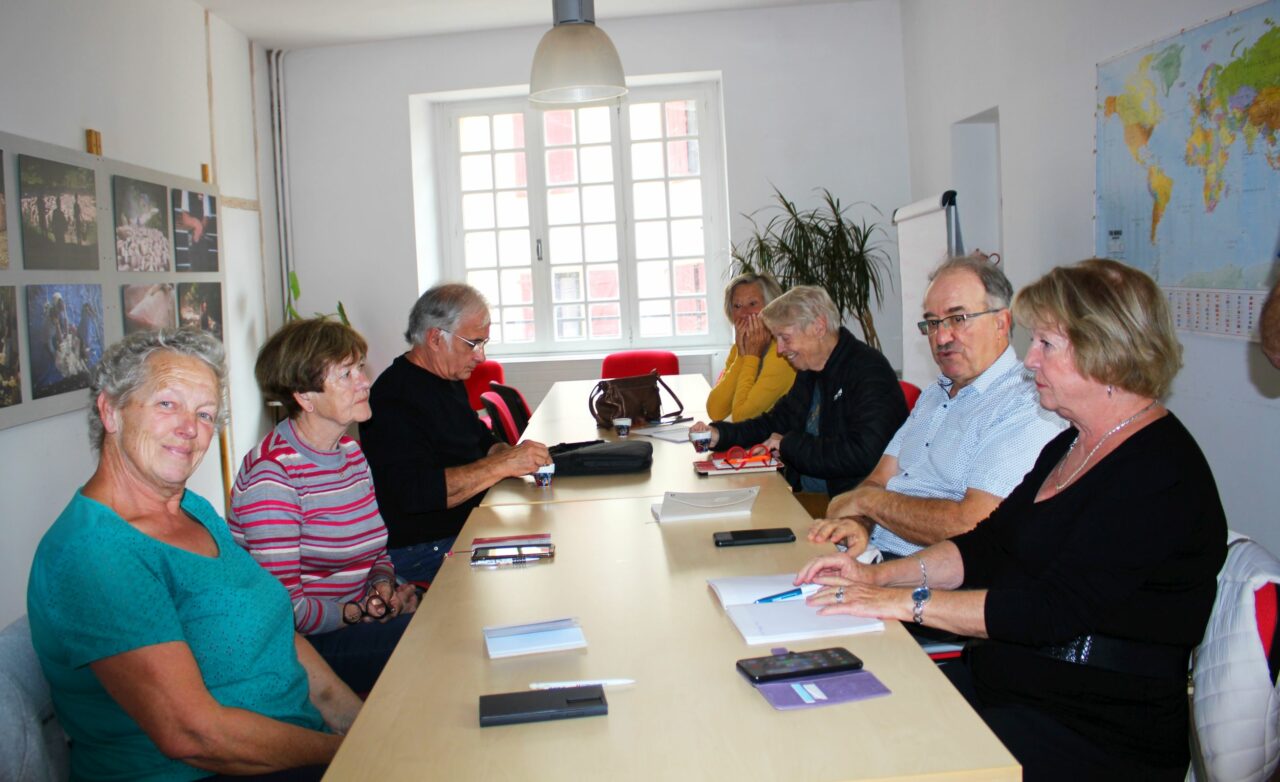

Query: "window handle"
(536, 238), (543, 261)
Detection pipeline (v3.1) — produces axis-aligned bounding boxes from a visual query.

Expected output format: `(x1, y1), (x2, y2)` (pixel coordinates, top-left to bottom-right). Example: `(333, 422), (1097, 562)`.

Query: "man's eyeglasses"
(443, 330), (490, 353)
(916, 308), (1003, 336)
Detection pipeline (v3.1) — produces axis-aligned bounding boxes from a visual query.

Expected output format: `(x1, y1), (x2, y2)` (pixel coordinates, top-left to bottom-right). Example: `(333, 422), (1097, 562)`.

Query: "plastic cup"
(613, 417), (632, 438)
(690, 430), (712, 453)
(533, 464), (555, 487)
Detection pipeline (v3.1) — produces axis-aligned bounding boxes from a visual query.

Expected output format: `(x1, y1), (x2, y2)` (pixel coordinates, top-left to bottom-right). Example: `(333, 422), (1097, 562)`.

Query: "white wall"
(0, 0), (275, 627)
(900, 0), (1280, 552)
(277, 1), (912, 378)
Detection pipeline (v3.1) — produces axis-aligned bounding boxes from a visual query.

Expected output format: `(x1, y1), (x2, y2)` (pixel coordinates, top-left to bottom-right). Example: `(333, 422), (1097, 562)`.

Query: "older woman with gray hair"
(796, 260), (1227, 780)
(706, 272), (796, 421)
(691, 285), (907, 516)
(360, 282), (550, 584)
(27, 329), (361, 781)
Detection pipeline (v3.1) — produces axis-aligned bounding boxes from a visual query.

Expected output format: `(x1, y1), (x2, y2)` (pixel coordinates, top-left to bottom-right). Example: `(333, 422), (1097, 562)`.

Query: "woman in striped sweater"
(230, 318), (417, 693)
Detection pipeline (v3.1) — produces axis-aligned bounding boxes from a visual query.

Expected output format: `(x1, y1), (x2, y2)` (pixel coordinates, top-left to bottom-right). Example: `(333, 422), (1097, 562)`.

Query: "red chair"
(601, 350), (679, 379)
(480, 391), (520, 446)
(489, 381), (532, 438)
(900, 381), (922, 412)
(464, 360), (505, 412)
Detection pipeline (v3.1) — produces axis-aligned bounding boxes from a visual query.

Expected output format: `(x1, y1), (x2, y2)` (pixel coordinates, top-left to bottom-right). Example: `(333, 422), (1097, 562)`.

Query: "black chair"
(489, 381), (532, 438)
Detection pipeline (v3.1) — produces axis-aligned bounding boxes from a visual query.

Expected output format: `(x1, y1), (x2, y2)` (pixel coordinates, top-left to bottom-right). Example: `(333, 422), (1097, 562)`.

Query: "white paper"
(483, 617), (587, 659)
(725, 601), (884, 645)
(633, 425), (692, 443)
(650, 487), (760, 522)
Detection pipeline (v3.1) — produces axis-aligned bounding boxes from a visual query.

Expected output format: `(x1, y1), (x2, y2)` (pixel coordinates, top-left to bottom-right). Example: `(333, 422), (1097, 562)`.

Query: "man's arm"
(828, 478), (1002, 547)
(1262, 278), (1280, 369)
(442, 440), (550, 508)
(91, 641), (343, 775)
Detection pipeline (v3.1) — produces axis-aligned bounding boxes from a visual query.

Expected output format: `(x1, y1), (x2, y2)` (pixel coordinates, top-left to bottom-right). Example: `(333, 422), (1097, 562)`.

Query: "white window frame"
(433, 80), (731, 357)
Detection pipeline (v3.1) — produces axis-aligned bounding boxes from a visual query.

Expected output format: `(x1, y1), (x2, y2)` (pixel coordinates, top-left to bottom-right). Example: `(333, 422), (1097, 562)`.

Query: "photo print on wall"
(0, 287), (21, 408)
(25, 283), (104, 399)
(171, 189), (218, 272)
(0, 152), (9, 270)
(113, 176), (171, 272)
(18, 155), (98, 270)
(122, 283), (177, 335)
(178, 281), (222, 342)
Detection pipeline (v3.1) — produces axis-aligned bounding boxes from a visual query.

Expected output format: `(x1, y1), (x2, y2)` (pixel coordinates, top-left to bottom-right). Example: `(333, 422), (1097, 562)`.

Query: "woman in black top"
(796, 259), (1226, 781)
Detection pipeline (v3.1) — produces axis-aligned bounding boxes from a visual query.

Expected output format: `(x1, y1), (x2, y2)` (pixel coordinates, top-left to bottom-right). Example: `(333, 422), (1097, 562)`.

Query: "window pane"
(583, 224), (617, 262)
(549, 225), (582, 264)
(464, 231), (496, 269)
(638, 299), (672, 337)
(545, 148), (578, 186)
(546, 187), (581, 225)
(668, 178), (702, 217)
(630, 142), (664, 180)
(636, 260), (670, 298)
(543, 110), (575, 146)
(581, 185), (616, 223)
(494, 152), (526, 189)
(495, 190), (529, 228)
(552, 269), (583, 302)
(462, 193), (495, 230)
(589, 302), (621, 338)
(632, 181), (667, 220)
(579, 145), (613, 184)
(498, 229), (530, 267)
(675, 297), (709, 335)
(460, 154), (492, 191)
(587, 264), (619, 299)
(668, 140), (701, 176)
(467, 269), (499, 302)
(501, 268), (533, 305)
(489, 321), (504, 344)
(493, 113), (524, 150)
(670, 218), (703, 257)
(459, 116), (491, 152)
(502, 306), (535, 342)
(634, 220), (668, 259)
(629, 103), (662, 140)
(665, 100), (699, 137)
(578, 106), (611, 144)
(555, 304), (585, 340)
(673, 258), (706, 295)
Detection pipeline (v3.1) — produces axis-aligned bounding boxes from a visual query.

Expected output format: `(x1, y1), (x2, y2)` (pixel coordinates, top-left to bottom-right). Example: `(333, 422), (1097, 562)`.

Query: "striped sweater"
(229, 419), (395, 635)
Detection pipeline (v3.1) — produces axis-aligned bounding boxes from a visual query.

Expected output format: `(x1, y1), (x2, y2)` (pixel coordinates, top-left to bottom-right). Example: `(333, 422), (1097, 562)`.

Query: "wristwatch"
(911, 553), (931, 625)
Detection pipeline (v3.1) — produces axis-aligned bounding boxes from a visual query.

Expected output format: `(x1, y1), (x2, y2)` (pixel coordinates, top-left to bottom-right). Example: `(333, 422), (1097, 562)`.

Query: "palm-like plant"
(730, 187), (891, 351)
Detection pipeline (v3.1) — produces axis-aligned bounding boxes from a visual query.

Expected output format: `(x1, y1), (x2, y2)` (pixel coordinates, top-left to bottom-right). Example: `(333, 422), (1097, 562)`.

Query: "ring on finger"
(835, 586), (846, 604)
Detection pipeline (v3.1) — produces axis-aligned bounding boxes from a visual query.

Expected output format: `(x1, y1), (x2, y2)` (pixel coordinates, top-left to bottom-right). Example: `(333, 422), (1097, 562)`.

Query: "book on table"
(650, 487), (759, 522)
(483, 617), (586, 659)
(693, 449), (782, 476)
(708, 574), (884, 645)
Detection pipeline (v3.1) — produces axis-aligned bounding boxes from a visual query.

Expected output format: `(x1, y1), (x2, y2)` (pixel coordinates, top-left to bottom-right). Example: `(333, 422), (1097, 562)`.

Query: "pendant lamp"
(529, 0), (627, 105)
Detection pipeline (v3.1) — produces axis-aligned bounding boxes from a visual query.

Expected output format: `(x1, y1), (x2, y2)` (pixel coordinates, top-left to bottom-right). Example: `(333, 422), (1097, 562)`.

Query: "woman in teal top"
(27, 329), (362, 782)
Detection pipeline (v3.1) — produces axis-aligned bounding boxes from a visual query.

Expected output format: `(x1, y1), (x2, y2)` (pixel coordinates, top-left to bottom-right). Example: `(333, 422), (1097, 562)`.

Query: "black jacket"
(713, 327), (907, 496)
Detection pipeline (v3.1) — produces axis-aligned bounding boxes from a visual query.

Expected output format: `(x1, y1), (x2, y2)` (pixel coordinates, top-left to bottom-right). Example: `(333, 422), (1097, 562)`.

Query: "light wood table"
(484, 374), (776, 506)
(326, 488), (1018, 781)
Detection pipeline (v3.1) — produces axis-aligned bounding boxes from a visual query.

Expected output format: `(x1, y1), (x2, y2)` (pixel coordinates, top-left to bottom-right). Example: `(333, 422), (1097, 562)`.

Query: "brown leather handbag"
(588, 370), (684, 428)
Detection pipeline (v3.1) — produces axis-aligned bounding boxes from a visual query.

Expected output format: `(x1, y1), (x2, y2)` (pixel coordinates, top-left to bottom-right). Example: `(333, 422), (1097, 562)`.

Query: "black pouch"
(549, 439), (653, 476)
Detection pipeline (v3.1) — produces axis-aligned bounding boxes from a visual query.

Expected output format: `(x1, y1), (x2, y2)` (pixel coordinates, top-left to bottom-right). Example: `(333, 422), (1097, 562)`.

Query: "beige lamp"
(529, 0), (627, 105)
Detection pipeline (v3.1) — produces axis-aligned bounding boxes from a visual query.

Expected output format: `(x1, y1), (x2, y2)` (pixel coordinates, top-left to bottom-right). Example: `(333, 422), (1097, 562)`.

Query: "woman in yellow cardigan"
(707, 272), (796, 421)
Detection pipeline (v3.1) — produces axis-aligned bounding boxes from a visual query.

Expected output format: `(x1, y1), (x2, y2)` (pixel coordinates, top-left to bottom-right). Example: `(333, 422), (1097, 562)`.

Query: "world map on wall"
(1096, 0), (1280, 292)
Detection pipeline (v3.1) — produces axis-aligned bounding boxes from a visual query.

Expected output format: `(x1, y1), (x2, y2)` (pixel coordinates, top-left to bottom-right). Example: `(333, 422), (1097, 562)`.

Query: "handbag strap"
(653, 374), (684, 420)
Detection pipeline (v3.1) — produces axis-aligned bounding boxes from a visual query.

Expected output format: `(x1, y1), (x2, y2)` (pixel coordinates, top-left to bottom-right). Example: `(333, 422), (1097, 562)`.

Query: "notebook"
(708, 574), (884, 645)
(649, 487), (759, 522)
(483, 617), (587, 659)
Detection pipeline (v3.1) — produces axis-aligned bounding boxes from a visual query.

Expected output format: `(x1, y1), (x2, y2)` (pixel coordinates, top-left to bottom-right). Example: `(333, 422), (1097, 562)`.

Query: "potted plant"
(730, 187), (891, 351)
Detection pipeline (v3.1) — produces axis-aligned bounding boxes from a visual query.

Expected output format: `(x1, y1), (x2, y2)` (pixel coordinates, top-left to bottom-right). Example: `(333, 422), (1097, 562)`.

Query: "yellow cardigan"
(706, 342), (797, 422)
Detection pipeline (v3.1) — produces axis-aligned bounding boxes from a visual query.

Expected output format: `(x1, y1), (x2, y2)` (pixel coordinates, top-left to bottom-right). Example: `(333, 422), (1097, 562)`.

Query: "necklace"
(1053, 399), (1158, 491)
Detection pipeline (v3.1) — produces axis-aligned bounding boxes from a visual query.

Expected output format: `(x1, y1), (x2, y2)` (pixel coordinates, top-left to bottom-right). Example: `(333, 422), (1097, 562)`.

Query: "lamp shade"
(529, 22), (627, 105)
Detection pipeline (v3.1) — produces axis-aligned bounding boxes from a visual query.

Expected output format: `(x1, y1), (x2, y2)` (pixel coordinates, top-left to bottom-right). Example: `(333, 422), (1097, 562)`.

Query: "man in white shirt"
(810, 254), (1065, 558)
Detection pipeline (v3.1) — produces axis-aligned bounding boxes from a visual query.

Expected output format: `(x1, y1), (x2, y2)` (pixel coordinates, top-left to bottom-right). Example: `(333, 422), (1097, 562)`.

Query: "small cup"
(533, 464), (555, 488)
(613, 417), (632, 438)
(690, 430), (712, 453)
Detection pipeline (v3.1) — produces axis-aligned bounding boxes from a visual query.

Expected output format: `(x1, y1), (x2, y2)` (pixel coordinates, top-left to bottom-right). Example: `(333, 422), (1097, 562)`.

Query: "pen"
(754, 584), (817, 603)
(529, 678), (635, 689)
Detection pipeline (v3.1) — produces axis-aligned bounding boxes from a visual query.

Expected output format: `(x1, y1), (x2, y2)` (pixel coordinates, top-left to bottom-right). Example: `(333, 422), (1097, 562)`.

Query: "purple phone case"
(752, 668), (891, 710)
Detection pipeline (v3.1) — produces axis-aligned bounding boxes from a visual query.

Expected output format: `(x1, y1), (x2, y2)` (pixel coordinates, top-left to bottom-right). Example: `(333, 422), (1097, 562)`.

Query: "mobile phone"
(712, 528), (796, 547)
(471, 544), (556, 566)
(736, 647), (863, 683)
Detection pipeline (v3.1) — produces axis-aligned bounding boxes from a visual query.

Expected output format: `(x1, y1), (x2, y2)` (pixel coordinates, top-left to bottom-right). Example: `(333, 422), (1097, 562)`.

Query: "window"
(436, 82), (728, 355)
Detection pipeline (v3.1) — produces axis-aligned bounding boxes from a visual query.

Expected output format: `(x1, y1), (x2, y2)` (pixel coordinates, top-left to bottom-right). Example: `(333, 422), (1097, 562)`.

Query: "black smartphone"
(713, 528), (796, 547)
(736, 647), (863, 683)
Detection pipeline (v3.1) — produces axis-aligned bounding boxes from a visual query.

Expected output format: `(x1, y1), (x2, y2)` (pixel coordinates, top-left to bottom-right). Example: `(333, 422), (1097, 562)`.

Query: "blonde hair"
(722, 272), (783, 320)
(761, 285), (840, 333)
(1012, 259), (1181, 398)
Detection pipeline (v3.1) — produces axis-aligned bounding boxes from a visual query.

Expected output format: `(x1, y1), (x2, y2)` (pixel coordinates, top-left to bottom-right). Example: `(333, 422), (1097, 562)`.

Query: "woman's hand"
(807, 517), (870, 555)
(393, 582), (420, 615)
(689, 421), (719, 447)
(794, 552), (868, 586)
(740, 314), (771, 358)
(807, 582), (909, 621)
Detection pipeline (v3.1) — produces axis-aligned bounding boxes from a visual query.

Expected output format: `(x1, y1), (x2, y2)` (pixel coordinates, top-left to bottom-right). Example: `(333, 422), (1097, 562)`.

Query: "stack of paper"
(483, 617), (587, 659)
(708, 574), (884, 645)
(650, 487), (760, 522)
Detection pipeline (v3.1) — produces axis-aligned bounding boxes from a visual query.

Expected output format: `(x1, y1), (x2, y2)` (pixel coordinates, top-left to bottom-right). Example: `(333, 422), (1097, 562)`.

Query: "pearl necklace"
(1053, 400), (1158, 491)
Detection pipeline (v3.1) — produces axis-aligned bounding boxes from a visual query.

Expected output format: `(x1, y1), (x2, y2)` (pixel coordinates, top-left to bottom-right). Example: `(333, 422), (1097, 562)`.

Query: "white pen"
(529, 678), (635, 690)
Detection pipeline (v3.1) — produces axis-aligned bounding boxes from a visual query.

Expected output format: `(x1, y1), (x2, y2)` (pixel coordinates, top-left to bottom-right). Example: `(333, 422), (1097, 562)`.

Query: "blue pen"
(755, 586), (806, 604)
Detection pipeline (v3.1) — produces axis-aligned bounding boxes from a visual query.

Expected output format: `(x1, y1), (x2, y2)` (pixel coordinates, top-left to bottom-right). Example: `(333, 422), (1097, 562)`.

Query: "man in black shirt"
(360, 283), (551, 583)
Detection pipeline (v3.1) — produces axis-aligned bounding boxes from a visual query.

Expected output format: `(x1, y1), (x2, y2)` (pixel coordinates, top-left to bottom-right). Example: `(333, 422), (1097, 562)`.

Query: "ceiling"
(195, 0), (826, 50)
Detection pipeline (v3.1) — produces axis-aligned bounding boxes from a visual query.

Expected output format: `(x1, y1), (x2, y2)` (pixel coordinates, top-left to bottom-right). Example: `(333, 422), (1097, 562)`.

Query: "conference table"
(324, 375), (1020, 781)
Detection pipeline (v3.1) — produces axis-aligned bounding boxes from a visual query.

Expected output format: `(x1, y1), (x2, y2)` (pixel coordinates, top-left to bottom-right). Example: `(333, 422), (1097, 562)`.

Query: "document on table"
(650, 487), (759, 522)
(483, 617), (587, 659)
(633, 425), (692, 443)
(708, 573), (884, 645)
